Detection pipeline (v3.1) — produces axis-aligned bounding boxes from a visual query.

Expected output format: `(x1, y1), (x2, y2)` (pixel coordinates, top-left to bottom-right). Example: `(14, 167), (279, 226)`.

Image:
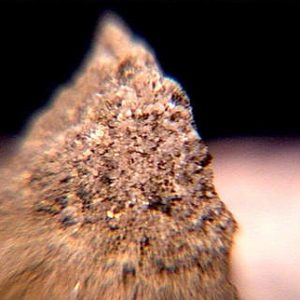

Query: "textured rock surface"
(0, 15), (238, 300)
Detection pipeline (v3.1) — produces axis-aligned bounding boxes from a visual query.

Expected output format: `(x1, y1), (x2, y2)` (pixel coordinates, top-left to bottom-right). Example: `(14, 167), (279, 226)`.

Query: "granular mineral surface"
(0, 15), (238, 300)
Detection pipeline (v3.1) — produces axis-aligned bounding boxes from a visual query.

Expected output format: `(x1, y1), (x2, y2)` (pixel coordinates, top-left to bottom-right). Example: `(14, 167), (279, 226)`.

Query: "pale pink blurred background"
(209, 137), (300, 300)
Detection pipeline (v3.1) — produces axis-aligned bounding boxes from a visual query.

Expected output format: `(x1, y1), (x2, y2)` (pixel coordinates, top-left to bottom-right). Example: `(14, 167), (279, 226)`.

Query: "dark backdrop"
(0, 0), (299, 140)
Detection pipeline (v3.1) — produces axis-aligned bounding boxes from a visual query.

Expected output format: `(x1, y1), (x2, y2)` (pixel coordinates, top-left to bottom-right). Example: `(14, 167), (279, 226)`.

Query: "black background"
(0, 0), (299, 140)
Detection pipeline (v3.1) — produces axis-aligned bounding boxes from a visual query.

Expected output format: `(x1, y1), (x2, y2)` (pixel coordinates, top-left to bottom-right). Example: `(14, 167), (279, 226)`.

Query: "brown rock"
(0, 14), (238, 300)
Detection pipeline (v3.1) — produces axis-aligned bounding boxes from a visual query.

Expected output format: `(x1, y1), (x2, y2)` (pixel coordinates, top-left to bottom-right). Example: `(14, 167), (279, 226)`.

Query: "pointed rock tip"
(89, 12), (155, 70)
(94, 12), (133, 50)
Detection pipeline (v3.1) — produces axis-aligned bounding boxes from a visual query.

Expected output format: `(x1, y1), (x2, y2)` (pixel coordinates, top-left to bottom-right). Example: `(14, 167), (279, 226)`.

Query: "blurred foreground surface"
(0, 137), (299, 299)
(209, 137), (300, 300)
